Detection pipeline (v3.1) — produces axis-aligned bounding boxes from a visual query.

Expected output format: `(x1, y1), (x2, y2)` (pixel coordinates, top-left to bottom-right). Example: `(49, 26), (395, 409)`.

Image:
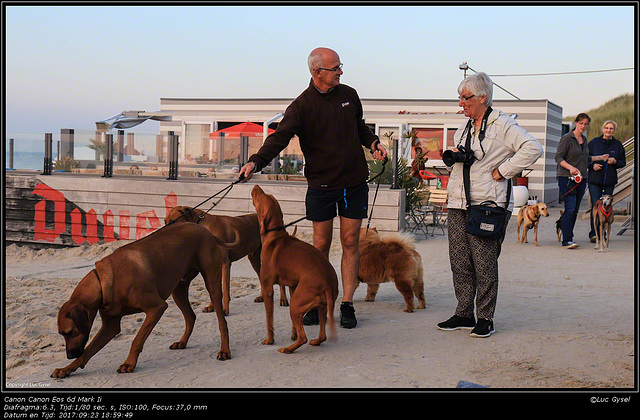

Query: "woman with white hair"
(587, 120), (626, 242)
(437, 72), (543, 337)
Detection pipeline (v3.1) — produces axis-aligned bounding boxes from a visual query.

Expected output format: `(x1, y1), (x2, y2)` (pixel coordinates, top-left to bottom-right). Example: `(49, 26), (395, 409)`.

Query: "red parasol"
(210, 121), (275, 138)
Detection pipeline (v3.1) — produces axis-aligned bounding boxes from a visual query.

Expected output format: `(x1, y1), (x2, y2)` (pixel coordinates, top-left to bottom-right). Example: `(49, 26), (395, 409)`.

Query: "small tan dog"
(517, 202), (549, 246)
(358, 227), (426, 313)
(593, 194), (614, 252)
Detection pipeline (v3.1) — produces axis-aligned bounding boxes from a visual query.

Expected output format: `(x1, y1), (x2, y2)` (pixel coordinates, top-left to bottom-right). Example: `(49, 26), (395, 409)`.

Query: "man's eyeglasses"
(317, 63), (343, 72)
(458, 94), (475, 102)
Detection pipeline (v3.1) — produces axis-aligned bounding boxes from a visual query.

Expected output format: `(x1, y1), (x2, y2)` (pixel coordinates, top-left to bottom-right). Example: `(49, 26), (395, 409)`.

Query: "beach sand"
(4, 207), (635, 392)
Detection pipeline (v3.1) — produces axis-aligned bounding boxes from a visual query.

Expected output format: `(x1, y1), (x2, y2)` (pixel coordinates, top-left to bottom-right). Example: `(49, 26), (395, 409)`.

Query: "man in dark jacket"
(239, 47), (387, 328)
(587, 120), (626, 242)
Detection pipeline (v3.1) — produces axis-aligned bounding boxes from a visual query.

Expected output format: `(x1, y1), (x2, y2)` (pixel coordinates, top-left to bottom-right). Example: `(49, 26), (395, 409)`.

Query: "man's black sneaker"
(339, 302), (357, 329)
(470, 318), (495, 338)
(437, 315), (476, 331)
(302, 308), (319, 326)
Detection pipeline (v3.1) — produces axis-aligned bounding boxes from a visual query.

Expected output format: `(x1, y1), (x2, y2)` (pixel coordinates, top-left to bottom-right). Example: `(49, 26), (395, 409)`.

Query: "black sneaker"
(437, 315), (476, 330)
(470, 318), (495, 338)
(339, 302), (357, 329)
(302, 308), (319, 326)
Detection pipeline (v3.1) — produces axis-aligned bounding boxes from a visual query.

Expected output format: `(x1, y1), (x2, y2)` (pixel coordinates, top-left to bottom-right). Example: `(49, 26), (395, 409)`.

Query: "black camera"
(442, 145), (476, 166)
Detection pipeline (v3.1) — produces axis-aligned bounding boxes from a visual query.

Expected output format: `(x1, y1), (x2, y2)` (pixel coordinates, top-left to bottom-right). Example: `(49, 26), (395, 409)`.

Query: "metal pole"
(43, 133), (53, 175)
(8, 138), (14, 169)
(240, 135), (249, 168)
(390, 137), (400, 189)
(103, 133), (113, 177)
(167, 132), (178, 180)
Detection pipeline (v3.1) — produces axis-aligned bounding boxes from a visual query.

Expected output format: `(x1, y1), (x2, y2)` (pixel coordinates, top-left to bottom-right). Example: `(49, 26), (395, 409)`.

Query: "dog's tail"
(213, 226), (242, 249)
(326, 283), (338, 342)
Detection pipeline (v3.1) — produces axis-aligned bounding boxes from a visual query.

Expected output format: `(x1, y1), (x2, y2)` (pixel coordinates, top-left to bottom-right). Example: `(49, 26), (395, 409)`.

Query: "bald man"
(239, 47), (387, 329)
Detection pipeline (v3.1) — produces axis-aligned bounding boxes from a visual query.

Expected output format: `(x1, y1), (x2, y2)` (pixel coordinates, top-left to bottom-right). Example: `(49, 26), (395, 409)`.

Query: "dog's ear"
(66, 303), (95, 336)
(180, 207), (200, 223)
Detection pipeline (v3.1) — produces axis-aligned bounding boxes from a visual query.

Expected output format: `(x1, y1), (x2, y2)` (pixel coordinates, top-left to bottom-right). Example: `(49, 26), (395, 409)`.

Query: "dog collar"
(600, 203), (613, 221)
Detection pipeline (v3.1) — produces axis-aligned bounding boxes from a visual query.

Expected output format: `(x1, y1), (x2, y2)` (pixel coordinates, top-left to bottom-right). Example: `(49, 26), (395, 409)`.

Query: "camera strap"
(462, 107), (510, 208)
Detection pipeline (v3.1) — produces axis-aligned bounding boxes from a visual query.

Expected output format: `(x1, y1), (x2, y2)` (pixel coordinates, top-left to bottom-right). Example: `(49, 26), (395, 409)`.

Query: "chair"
(405, 188), (431, 238)
(425, 188), (448, 236)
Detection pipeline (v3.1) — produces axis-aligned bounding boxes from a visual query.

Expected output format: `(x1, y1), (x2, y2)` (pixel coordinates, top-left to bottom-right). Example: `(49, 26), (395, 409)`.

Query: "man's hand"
(371, 141), (388, 163)
(239, 161), (257, 182)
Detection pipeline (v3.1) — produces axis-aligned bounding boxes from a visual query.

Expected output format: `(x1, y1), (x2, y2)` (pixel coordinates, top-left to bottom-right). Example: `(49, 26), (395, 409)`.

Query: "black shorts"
(305, 184), (369, 222)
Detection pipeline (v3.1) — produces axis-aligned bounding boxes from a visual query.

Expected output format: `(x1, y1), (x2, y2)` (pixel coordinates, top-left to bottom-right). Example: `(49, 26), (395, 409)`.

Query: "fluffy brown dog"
(593, 194), (614, 252)
(51, 223), (235, 379)
(517, 202), (549, 246)
(251, 185), (338, 354)
(358, 228), (426, 312)
(165, 206), (289, 314)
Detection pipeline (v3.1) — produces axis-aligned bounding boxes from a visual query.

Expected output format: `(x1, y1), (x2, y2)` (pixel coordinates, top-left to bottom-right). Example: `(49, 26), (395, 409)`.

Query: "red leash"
(544, 179), (582, 206)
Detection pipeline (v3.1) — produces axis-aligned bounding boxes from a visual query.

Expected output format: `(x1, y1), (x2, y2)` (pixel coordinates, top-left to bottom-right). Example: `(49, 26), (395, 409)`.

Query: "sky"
(3, 3), (636, 136)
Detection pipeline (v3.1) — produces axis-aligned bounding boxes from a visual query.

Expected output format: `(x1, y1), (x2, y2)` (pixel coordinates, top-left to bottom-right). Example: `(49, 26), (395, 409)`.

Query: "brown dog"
(517, 202), (549, 246)
(251, 185), (338, 354)
(593, 194), (614, 252)
(358, 228), (426, 312)
(51, 223), (235, 379)
(164, 206), (289, 315)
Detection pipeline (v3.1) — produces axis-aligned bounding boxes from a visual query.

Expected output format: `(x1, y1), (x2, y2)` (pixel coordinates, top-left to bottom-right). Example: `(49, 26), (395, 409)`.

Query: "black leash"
(265, 157), (388, 233)
(166, 174), (246, 226)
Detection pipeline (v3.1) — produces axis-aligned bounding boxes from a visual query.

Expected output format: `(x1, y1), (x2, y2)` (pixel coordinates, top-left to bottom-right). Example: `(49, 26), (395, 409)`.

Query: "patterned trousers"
(447, 208), (511, 320)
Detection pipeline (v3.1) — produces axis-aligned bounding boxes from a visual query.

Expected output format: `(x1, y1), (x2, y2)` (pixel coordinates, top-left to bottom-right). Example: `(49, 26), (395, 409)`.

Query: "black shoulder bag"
(462, 108), (511, 239)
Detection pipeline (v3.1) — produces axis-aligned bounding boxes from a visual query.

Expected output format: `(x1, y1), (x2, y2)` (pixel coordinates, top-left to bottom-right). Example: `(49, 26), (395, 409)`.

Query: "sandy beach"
(4, 206), (636, 395)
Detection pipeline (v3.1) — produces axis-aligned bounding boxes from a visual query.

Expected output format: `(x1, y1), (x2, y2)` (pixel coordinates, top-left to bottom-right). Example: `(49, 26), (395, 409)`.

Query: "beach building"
(158, 97), (563, 203)
(5, 96), (566, 248)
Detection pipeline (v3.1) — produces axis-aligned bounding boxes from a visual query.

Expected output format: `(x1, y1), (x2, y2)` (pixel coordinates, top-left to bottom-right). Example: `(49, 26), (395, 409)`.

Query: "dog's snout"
(67, 348), (84, 359)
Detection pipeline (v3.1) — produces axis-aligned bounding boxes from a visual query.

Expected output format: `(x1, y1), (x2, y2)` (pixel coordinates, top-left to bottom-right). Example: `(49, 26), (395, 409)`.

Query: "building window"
(184, 124), (210, 164)
(413, 128), (445, 160)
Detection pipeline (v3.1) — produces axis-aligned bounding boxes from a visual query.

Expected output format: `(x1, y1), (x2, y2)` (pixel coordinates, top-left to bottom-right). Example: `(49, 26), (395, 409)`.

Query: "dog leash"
(166, 175), (246, 226)
(265, 156), (388, 233)
(544, 176), (583, 206)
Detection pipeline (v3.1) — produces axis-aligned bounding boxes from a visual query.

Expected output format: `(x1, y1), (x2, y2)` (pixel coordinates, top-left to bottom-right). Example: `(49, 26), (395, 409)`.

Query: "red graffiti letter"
(32, 183), (66, 242)
(165, 192), (177, 219)
(102, 210), (117, 243)
(136, 210), (161, 239)
(70, 208), (99, 245)
(119, 211), (130, 240)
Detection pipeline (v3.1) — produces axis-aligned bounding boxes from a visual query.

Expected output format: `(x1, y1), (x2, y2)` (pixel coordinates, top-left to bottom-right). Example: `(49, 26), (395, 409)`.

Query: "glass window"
(183, 124), (210, 164)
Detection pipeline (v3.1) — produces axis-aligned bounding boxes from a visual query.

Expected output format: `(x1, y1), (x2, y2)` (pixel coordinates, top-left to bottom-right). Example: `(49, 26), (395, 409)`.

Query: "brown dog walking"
(51, 223), (235, 378)
(593, 194), (614, 252)
(251, 185), (338, 354)
(165, 206), (288, 314)
(516, 202), (549, 246)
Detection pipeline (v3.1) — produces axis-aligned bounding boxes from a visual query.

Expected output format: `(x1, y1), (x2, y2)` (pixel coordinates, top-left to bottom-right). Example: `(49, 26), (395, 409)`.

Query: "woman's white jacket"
(447, 108), (544, 212)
